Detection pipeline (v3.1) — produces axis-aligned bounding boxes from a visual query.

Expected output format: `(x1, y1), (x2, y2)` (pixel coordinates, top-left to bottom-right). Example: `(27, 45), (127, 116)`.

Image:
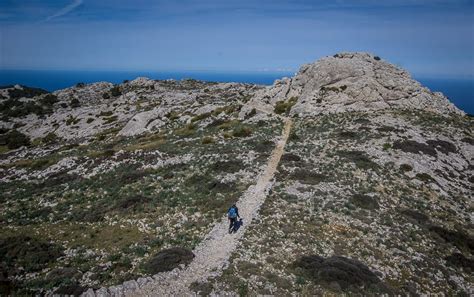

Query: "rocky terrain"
(0, 52), (472, 296)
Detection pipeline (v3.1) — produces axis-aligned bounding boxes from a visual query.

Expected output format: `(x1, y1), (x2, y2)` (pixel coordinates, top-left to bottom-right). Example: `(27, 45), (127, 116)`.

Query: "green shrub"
(143, 247), (194, 274)
(65, 115), (80, 126)
(42, 132), (59, 144)
(0, 130), (31, 149)
(274, 97), (298, 114)
(86, 118), (94, 123)
(350, 194), (379, 210)
(0, 235), (63, 273)
(415, 173), (435, 183)
(40, 94), (59, 106)
(336, 150), (379, 170)
(392, 140), (436, 157)
(399, 164), (413, 172)
(8, 86), (48, 99)
(293, 255), (387, 292)
(232, 125), (252, 137)
(99, 111), (113, 117)
(110, 86), (122, 97)
(70, 98), (80, 108)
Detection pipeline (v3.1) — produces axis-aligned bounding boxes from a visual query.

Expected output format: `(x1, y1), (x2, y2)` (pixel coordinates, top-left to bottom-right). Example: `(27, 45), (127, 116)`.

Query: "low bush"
(232, 125), (252, 137)
(400, 209), (429, 225)
(0, 235), (63, 273)
(350, 194), (379, 210)
(291, 169), (326, 185)
(40, 94), (58, 106)
(143, 247), (194, 274)
(445, 253), (474, 271)
(110, 86), (122, 97)
(99, 111), (113, 117)
(415, 173), (435, 183)
(274, 97), (298, 114)
(41, 132), (59, 144)
(392, 140), (437, 157)
(336, 150), (379, 170)
(429, 225), (474, 253)
(201, 136), (215, 144)
(8, 86), (48, 99)
(426, 139), (457, 154)
(294, 255), (387, 292)
(70, 98), (80, 108)
(0, 130), (30, 149)
(399, 164), (413, 172)
(212, 160), (244, 173)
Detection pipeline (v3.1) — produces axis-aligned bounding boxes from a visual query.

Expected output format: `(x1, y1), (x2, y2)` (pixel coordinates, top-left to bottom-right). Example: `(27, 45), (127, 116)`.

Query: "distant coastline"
(0, 69), (472, 114)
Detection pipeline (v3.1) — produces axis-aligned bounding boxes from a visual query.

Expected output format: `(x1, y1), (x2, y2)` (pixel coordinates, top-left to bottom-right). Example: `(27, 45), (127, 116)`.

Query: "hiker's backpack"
(228, 207), (237, 218)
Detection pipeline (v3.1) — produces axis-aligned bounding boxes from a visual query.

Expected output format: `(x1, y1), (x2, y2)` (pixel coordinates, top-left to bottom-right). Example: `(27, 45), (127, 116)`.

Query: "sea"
(0, 70), (472, 115)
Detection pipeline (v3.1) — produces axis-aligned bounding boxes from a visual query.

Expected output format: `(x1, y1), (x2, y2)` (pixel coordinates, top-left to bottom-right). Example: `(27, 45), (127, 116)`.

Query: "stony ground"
(0, 52), (473, 296)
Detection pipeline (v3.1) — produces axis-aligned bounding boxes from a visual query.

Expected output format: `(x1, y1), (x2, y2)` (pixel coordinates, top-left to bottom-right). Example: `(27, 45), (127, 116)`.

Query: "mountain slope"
(0, 53), (472, 296)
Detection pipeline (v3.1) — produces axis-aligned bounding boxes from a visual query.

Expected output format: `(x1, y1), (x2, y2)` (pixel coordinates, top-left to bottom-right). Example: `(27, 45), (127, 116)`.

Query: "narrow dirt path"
(131, 117), (293, 296)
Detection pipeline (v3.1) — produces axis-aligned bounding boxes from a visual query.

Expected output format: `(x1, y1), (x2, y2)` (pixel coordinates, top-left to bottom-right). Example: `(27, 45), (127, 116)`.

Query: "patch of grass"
(232, 125), (252, 137)
(103, 115), (118, 124)
(191, 112), (211, 122)
(175, 123), (197, 137)
(201, 136), (215, 144)
(166, 111), (180, 120)
(87, 149), (115, 158)
(274, 97), (298, 114)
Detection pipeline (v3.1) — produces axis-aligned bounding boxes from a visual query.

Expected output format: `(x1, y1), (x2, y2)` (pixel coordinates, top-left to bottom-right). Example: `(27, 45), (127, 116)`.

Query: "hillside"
(0, 53), (472, 296)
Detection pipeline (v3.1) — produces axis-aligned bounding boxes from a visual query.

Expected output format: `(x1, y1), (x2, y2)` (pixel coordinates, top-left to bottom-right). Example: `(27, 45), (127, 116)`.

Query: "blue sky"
(1, 0), (473, 77)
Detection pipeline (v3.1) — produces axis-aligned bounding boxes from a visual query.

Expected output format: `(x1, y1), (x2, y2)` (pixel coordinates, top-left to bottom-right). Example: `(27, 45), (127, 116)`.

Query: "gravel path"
(130, 118), (293, 296)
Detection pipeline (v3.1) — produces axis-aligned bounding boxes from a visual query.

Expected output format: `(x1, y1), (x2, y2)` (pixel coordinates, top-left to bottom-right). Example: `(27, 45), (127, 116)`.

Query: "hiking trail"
(126, 117), (293, 296)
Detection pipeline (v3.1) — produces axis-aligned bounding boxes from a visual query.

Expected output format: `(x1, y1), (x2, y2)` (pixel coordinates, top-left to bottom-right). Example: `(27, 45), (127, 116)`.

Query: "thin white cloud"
(44, 0), (83, 22)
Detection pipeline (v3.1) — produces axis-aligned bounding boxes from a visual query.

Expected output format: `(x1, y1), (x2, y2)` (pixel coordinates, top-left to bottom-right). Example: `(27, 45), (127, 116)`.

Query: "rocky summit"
(0, 53), (472, 296)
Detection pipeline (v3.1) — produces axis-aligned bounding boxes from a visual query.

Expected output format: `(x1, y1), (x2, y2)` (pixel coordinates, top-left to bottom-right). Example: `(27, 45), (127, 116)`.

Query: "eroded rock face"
(242, 52), (463, 117)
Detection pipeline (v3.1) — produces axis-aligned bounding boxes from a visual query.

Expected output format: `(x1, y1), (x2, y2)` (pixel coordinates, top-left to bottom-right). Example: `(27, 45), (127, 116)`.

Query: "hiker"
(227, 204), (240, 233)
